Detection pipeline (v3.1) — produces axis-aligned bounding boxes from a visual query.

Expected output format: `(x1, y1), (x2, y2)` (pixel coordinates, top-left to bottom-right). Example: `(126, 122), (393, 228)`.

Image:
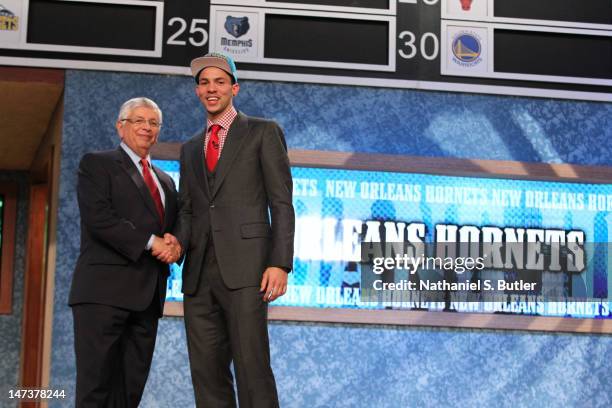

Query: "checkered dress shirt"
(204, 106), (238, 159)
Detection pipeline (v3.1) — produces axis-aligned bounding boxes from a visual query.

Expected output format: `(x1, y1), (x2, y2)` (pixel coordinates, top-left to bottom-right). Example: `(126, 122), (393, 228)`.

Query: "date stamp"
(5, 388), (66, 402)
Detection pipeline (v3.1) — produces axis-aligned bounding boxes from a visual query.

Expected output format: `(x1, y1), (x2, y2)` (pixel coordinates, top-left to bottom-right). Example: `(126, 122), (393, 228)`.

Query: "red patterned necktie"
(140, 158), (164, 224)
(206, 124), (222, 172)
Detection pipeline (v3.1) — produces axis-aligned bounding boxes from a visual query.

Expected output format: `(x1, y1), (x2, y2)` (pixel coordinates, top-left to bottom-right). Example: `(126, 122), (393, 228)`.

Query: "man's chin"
(206, 108), (223, 117)
(206, 102), (228, 113)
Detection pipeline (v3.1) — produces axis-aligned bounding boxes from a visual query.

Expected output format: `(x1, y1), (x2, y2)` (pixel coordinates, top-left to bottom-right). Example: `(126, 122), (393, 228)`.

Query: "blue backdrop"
(50, 70), (612, 407)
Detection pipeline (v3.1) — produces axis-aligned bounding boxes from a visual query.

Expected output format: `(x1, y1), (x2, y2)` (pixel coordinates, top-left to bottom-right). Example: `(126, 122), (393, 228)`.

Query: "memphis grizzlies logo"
(224, 16), (250, 38)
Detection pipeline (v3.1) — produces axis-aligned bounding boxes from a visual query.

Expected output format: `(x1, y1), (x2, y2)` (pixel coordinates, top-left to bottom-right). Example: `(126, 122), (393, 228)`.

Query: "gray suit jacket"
(174, 112), (295, 292)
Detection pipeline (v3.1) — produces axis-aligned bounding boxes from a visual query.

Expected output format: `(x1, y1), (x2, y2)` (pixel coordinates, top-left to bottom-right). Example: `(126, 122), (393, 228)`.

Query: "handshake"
(151, 233), (182, 264)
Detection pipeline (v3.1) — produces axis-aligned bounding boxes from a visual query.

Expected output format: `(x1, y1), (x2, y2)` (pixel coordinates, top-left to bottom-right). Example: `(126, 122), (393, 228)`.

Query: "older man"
(69, 97), (179, 407)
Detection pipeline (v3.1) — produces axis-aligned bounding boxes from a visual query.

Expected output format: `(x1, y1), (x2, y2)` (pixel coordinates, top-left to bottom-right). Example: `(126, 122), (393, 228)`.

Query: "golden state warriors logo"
(451, 31), (482, 67)
(0, 4), (18, 31)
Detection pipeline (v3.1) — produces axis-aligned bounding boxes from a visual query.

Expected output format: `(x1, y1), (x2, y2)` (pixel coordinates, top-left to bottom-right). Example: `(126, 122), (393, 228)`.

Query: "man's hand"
(260, 267), (288, 302)
(151, 234), (182, 264)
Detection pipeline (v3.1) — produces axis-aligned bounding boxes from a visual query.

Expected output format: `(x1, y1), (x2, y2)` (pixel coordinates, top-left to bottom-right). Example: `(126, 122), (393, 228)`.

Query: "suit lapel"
(190, 132), (211, 199)
(212, 113), (248, 198)
(116, 147), (161, 227)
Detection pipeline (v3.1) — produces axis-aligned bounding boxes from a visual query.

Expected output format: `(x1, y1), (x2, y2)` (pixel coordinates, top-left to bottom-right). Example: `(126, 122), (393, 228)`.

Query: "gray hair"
(117, 97), (162, 123)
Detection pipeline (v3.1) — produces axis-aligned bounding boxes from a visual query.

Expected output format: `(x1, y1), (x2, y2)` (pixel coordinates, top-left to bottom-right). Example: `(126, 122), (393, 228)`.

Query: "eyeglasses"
(121, 118), (162, 128)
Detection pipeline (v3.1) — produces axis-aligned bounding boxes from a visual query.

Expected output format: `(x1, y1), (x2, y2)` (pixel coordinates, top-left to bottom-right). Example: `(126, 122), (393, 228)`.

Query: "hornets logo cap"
(191, 52), (238, 84)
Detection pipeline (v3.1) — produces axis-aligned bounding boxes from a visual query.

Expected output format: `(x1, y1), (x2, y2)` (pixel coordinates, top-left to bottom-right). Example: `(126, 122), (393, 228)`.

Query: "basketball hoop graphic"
(459, 0), (473, 11)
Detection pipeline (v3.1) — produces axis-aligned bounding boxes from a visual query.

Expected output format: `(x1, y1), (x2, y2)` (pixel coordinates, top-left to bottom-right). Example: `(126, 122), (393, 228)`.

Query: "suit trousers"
(72, 288), (160, 408)
(184, 240), (279, 408)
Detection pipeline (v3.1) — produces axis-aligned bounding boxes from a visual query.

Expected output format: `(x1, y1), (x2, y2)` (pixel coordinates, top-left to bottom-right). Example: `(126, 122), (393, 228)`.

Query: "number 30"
(398, 31), (439, 61)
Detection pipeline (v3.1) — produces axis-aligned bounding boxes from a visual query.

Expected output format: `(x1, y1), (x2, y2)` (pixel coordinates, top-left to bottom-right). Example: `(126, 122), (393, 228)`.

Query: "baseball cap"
(190, 52), (238, 84)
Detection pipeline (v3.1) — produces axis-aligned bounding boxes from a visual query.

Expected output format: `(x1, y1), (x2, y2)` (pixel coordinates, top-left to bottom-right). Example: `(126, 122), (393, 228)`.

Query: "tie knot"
(210, 124), (222, 135)
(140, 158), (148, 167)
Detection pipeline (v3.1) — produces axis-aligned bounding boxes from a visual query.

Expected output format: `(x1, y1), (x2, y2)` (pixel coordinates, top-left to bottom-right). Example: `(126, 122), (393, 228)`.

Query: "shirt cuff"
(146, 235), (155, 250)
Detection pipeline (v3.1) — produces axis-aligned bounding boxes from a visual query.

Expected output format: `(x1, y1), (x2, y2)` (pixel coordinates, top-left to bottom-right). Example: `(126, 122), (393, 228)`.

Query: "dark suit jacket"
(174, 112), (294, 293)
(69, 147), (178, 315)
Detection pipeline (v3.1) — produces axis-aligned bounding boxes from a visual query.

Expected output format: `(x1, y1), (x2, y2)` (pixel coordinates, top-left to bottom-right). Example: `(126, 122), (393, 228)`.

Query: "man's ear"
(232, 83), (240, 97)
(116, 121), (124, 139)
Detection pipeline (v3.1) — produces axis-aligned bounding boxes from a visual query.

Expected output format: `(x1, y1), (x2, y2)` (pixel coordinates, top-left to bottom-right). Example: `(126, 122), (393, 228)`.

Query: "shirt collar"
(207, 105), (237, 132)
(120, 141), (151, 168)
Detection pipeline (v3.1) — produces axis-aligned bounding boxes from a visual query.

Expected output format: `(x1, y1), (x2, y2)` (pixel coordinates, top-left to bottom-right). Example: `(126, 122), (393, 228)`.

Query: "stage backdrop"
(49, 70), (612, 407)
(154, 157), (611, 323)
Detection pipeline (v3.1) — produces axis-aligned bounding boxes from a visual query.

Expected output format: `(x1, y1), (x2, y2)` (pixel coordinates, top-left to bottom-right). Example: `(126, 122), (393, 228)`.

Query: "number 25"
(167, 18), (208, 47)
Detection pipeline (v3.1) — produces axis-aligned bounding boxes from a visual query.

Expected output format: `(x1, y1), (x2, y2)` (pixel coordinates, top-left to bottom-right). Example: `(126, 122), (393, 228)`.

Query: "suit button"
(210, 203), (215, 208)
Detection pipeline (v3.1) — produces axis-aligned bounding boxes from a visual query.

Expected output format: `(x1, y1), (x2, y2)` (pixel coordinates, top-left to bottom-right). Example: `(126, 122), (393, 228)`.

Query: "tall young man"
(172, 53), (295, 407)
